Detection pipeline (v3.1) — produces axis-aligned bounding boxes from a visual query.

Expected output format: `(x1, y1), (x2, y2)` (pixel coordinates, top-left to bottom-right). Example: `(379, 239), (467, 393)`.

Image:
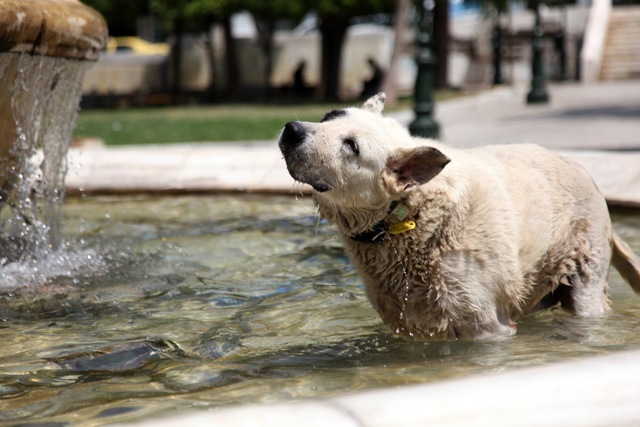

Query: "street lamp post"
(526, 2), (550, 104)
(492, 21), (504, 85)
(409, 0), (440, 139)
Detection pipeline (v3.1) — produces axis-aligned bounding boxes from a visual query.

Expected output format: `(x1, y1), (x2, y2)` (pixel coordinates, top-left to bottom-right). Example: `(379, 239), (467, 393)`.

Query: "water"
(0, 53), (88, 257)
(0, 194), (639, 424)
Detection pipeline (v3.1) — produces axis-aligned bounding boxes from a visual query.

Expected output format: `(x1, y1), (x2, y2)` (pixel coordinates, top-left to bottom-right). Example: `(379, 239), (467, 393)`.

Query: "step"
(602, 63), (640, 70)
(608, 30), (640, 38)
(605, 45), (640, 51)
(601, 71), (640, 80)
(604, 44), (640, 51)
(606, 28), (640, 35)
(601, 58), (640, 66)
(603, 50), (640, 57)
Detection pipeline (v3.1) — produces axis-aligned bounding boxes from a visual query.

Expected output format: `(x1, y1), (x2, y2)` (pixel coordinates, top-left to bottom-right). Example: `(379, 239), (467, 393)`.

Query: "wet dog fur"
(279, 93), (640, 340)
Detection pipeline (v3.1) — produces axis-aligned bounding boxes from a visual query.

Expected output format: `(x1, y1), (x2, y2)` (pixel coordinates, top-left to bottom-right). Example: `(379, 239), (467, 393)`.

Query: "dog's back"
(463, 144), (613, 316)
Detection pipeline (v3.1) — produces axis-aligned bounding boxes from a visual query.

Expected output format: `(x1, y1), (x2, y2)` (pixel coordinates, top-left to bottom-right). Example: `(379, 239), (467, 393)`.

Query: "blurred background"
(75, 0), (640, 144)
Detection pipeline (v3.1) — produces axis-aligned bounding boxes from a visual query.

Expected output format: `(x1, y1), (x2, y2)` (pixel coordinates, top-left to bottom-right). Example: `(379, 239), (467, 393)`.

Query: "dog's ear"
(382, 146), (450, 195)
(362, 92), (386, 115)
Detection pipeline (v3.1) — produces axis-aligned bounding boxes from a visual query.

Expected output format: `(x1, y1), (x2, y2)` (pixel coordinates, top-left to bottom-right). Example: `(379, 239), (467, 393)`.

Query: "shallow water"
(1, 194), (639, 425)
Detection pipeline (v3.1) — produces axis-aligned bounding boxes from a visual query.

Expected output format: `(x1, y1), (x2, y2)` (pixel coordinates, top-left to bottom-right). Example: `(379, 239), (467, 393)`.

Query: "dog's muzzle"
(278, 122), (331, 193)
(279, 121), (307, 156)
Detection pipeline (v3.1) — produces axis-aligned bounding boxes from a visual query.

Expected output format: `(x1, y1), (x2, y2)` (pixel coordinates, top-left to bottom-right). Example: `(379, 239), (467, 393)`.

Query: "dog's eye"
(342, 137), (359, 156)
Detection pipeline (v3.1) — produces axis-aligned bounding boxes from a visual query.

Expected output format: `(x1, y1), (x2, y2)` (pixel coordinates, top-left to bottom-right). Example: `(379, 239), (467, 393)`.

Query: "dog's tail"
(612, 232), (640, 294)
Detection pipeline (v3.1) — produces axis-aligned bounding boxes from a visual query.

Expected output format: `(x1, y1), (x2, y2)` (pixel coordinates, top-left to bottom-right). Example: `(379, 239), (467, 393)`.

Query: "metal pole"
(555, 28), (568, 81)
(526, 2), (550, 104)
(492, 17), (504, 85)
(409, 0), (440, 139)
(558, 4), (569, 81)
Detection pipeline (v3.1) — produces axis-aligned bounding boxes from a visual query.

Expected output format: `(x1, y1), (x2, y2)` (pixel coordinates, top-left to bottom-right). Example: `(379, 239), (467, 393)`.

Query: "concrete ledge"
(122, 348), (640, 427)
(65, 143), (640, 208)
(559, 150), (640, 209)
(65, 141), (307, 195)
(66, 83), (640, 208)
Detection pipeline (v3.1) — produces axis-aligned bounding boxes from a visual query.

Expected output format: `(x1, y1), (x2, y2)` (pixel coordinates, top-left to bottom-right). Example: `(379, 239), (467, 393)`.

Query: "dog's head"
(278, 93), (450, 210)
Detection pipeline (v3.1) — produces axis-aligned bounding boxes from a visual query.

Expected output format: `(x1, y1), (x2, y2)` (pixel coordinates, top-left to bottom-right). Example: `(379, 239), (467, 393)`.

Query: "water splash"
(0, 245), (105, 292)
(0, 52), (91, 290)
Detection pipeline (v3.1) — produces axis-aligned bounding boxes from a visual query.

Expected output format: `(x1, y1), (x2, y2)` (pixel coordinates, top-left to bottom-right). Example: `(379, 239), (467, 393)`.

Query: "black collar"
(349, 201), (410, 244)
(349, 221), (389, 244)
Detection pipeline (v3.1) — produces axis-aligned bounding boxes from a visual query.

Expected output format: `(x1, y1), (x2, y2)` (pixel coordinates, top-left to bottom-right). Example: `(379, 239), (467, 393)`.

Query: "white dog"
(279, 93), (640, 340)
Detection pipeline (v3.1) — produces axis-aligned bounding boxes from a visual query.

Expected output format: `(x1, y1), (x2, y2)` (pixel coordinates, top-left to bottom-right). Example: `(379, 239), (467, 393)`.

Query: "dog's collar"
(349, 201), (416, 244)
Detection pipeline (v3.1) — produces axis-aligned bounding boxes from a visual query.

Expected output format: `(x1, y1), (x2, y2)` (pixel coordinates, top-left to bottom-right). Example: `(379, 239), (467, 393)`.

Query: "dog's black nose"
(280, 121), (307, 150)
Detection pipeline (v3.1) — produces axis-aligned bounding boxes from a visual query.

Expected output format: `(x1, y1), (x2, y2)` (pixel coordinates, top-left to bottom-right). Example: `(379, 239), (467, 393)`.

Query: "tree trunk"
(203, 23), (218, 102)
(382, 0), (411, 104)
(433, 0), (450, 89)
(254, 16), (276, 102)
(222, 15), (242, 100)
(318, 13), (349, 102)
(170, 11), (184, 104)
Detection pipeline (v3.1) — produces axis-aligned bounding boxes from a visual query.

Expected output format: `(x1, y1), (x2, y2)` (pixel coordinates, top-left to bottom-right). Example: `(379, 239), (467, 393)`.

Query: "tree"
(311, 0), (395, 101)
(85, 0), (399, 103)
(246, 0), (307, 101)
(185, 0), (245, 100)
(433, 0), (450, 89)
(381, 0), (411, 104)
(81, 0), (150, 36)
(150, 0), (190, 103)
(152, 0), (245, 101)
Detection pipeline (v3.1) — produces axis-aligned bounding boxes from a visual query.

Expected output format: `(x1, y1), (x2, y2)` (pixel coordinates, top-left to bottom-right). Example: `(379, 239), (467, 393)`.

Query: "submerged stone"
(49, 340), (185, 373)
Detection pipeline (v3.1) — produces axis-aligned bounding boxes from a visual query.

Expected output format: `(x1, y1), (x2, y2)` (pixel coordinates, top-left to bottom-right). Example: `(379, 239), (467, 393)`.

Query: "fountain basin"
(1, 194), (639, 425)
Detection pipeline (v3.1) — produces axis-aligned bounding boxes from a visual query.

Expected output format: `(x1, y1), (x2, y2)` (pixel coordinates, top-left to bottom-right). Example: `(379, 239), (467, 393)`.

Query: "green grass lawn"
(74, 93), (462, 146)
(74, 104), (340, 146)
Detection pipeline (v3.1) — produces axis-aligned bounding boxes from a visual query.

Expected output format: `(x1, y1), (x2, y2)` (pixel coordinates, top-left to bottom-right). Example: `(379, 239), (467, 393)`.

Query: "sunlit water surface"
(1, 195), (639, 425)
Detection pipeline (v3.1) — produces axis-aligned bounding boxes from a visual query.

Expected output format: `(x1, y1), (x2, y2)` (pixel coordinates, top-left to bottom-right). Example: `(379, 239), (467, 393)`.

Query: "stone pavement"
(66, 81), (640, 207)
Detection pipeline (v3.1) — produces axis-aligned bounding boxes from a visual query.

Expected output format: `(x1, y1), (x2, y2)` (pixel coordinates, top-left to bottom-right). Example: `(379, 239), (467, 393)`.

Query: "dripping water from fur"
(386, 232), (413, 337)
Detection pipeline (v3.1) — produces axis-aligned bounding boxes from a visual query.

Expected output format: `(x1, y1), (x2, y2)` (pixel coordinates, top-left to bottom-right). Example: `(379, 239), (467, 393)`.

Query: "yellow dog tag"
(389, 220), (416, 235)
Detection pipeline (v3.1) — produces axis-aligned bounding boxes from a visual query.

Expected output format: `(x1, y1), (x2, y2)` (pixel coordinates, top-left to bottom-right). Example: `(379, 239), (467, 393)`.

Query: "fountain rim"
(0, 0), (107, 61)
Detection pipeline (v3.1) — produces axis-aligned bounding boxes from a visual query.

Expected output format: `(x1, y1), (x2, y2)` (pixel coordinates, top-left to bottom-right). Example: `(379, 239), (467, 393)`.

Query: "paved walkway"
(66, 81), (640, 207)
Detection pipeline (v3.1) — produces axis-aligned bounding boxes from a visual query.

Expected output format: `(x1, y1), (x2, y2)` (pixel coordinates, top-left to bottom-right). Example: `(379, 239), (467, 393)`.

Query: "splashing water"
(0, 52), (95, 290)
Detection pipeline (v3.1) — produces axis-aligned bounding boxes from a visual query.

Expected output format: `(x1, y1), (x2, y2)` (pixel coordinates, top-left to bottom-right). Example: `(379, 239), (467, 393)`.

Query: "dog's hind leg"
(566, 233), (613, 317)
(567, 273), (611, 317)
(547, 220), (612, 316)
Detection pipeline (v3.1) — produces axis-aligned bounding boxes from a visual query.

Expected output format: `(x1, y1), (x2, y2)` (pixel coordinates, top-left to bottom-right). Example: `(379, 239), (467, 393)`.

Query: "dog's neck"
(317, 197), (416, 244)
(349, 200), (415, 244)
(317, 185), (462, 249)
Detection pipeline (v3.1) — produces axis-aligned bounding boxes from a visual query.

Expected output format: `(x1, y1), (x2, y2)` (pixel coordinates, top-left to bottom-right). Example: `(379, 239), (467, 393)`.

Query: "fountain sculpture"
(0, 0), (107, 268)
